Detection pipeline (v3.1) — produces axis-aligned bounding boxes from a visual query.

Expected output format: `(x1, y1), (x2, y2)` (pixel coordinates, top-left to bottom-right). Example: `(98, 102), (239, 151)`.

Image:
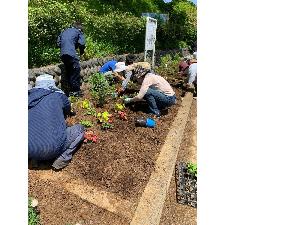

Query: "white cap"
(114, 62), (128, 73)
(36, 74), (54, 82)
(35, 74), (55, 87)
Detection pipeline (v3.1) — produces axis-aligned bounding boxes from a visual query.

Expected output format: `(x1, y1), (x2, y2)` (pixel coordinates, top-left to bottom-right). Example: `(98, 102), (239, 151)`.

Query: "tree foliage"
(28, 0), (197, 68)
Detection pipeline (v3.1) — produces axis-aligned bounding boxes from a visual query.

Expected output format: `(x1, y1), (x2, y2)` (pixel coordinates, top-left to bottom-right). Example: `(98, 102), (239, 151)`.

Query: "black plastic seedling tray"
(175, 162), (197, 208)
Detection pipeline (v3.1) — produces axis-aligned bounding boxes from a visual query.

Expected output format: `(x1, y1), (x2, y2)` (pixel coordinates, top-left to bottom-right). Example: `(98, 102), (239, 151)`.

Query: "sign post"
(144, 17), (157, 68)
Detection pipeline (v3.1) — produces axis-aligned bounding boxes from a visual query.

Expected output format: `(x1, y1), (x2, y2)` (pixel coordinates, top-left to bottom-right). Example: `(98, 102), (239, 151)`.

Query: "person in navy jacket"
(28, 74), (85, 170)
(57, 21), (86, 97)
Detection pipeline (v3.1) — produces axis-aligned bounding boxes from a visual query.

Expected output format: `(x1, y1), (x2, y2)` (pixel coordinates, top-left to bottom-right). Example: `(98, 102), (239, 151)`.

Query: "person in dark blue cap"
(57, 21), (86, 97)
(28, 74), (85, 170)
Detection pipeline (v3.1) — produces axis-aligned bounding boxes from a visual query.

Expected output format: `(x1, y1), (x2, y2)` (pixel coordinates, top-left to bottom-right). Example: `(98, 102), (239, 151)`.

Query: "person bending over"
(124, 67), (176, 117)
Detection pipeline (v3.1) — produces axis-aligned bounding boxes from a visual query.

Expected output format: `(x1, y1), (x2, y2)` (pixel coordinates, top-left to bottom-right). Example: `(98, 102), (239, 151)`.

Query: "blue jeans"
(54, 124), (85, 163)
(143, 88), (176, 116)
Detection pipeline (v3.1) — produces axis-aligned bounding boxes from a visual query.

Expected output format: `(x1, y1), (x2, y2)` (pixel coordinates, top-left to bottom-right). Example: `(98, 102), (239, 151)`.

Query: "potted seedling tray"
(175, 162), (197, 208)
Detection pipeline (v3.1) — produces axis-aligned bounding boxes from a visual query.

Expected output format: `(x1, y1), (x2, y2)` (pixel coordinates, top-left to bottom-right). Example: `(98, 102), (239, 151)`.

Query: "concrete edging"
(130, 92), (194, 225)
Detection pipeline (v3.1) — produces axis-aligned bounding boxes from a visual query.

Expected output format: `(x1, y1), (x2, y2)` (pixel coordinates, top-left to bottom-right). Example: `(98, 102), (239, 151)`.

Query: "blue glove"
(124, 97), (133, 104)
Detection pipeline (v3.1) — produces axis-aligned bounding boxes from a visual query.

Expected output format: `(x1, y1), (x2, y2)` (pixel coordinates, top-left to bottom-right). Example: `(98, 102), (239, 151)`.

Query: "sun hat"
(133, 65), (151, 79)
(114, 62), (128, 73)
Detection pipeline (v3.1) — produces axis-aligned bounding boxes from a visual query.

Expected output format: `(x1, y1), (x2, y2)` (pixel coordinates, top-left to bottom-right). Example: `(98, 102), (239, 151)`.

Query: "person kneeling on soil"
(28, 74), (85, 170)
(123, 66), (176, 117)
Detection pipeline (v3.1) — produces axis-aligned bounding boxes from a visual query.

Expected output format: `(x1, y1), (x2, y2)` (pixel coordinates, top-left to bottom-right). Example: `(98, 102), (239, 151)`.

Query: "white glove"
(124, 97), (133, 104)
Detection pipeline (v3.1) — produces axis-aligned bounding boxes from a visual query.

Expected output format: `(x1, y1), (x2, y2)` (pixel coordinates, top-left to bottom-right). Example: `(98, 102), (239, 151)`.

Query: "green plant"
(89, 73), (115, 107)
(81, 99), (90, 109)
(80, 120), (93, 128)
(115, 103), (125, 112)
(28, 0), (196, 68)
(97, 111), (113, 129)
(155, 53), (181, 77)
(69, 96), (79, 103)
(101, 122), (114, 130)
(187, 162), (197, 177)
(28, 198), (39, 225)
(84, 107), (97, 116)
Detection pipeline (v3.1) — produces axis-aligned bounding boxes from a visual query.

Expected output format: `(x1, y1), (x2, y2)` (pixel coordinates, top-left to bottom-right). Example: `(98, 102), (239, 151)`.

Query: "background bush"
(28, 0), (197, 68)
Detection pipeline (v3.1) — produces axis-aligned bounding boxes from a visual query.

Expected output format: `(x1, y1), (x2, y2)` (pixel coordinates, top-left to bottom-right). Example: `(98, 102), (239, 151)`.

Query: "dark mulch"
(29, 77), (185, 224)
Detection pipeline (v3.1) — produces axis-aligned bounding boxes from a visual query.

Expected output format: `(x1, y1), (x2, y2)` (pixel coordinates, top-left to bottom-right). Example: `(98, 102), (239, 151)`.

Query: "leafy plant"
(89, 73), (115, 107)
(84, 131), (98, 143)
(97, 111), (113, 129)
(80, 120), (93, 128)
(84, 107), (97, 117)
(81, 99), (90, 109)
(118, 111), (127, 120)
(69, 96), (79, 103)
(101, 122), (114, 130)
(187, 162), (197, 177)
(115, 103), (125, 112)
(28, 197), (39, 225)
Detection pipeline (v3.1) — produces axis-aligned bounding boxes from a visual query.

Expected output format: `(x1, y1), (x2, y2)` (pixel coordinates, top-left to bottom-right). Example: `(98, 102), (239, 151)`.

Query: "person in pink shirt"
(124, 66), (176, 117)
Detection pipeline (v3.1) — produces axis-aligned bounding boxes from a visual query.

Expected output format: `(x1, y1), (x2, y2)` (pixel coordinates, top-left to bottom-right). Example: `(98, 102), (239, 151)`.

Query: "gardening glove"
(124, 97), (133, 104)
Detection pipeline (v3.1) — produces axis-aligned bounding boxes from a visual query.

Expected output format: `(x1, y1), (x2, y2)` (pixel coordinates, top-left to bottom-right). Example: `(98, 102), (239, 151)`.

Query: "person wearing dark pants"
(57, 21), (86, 97)
(61, 54), (81, 94)
(124, 66), (176, 117)
(143, 88), (176, 116)
(28, 74), (85, 170)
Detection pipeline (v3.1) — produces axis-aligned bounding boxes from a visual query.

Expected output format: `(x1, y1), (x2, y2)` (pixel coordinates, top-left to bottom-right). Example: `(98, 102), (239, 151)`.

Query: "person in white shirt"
(124, 66), (176, 117)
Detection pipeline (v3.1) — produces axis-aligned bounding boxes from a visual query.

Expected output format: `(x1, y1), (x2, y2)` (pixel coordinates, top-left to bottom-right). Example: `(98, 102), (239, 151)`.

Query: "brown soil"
(159, 98), (197, 225)
(28, 80), (187, 225)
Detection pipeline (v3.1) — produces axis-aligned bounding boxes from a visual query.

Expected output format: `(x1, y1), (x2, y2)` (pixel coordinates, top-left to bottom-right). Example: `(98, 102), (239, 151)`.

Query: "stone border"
(28, 49), (184, 88)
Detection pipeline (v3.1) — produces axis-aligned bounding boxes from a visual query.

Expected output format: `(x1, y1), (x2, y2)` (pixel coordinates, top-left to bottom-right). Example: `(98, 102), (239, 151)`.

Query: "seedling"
(80, 120), (93, 128)
(115, 103), (125, 112)
(81, 99), (90, 109)
(69, 96), (79, 103)
(83, 131), (98, 143)
(97, 111), (113, 129)
(84, 107), (97, 117)
(28, 197), (40, 225)
(186, 162), (197, 177)
(97, 111), (113, 123)
(118, 111), (127, 120)
(101, 122), (114, 130)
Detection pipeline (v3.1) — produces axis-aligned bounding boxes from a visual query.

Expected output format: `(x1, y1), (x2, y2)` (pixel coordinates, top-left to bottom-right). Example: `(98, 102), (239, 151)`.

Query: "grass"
(28, 198), (40, 225)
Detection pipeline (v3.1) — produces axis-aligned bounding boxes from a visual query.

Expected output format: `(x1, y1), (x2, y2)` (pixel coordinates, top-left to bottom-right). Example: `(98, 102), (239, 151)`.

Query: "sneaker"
(52, 159), (71, 170)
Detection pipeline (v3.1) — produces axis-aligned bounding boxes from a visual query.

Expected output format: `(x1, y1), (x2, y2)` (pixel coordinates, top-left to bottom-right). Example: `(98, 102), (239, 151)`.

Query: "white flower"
(30, 199), (38, 208)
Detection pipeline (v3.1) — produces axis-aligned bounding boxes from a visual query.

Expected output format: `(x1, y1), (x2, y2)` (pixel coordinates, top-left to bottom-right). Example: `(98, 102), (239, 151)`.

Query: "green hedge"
(28, 0), (197, 68)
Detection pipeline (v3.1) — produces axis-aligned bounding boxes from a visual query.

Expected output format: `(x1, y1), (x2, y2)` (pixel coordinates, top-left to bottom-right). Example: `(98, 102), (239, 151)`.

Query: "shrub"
(89, 73), (115, 107)
(155, 53), (181, 77)
(28, 0), (197, 68)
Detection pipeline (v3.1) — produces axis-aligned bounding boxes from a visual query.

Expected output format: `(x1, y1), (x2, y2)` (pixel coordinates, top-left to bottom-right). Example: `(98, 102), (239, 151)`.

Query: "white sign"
(145, 17), (157, 51)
